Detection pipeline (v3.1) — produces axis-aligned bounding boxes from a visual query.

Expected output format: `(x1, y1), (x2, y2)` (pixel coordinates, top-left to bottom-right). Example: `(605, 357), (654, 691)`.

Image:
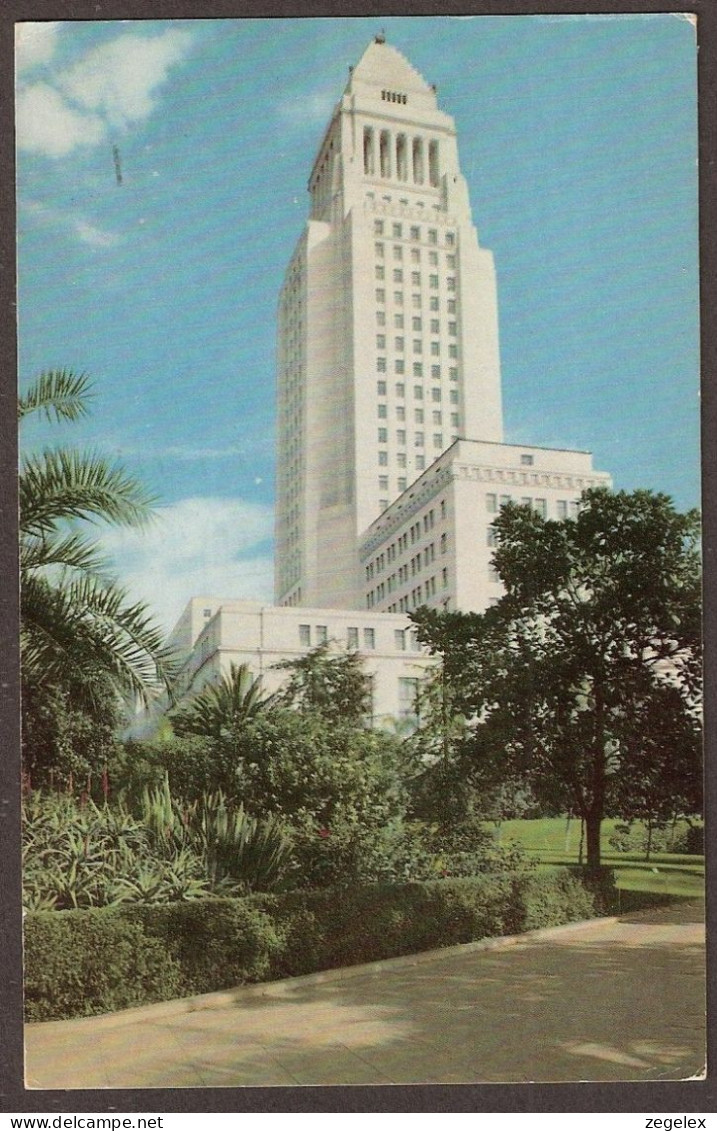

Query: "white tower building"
(275, 36), (503, 610)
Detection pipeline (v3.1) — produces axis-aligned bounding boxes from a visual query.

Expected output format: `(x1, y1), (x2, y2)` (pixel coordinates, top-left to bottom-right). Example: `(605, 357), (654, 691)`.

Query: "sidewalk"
(24, 899), (706, 1088)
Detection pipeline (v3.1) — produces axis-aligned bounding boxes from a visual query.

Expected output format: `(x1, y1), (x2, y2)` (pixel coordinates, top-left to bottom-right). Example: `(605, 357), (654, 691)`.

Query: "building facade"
(168, 598), (434, 727)
(359, 439), (612, 615)
(275, 36), (503, 610)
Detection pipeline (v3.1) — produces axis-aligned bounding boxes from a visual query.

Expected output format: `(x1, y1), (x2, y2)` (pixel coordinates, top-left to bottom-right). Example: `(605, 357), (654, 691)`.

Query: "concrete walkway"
(25, 899), (705, 1088)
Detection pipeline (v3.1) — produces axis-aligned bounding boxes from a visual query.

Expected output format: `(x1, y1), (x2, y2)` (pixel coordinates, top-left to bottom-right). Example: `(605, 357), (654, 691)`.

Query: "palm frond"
(20, 531), (109, 576)
(20, 447), (156, 535)
(18, 370), (92, 423)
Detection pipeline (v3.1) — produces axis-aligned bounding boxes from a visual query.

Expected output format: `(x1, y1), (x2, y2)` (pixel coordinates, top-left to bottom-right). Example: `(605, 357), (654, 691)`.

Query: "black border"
(2, 0), (715, 1114)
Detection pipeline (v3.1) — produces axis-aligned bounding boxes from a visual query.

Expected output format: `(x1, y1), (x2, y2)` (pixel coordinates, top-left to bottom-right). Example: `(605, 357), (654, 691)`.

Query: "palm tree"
(20, 370), (177, 712)
(170, 663), (270, 739)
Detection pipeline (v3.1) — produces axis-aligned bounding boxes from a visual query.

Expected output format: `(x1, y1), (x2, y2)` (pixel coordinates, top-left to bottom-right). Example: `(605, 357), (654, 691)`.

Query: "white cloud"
(73, 219), (122, 248)
(57, 28), (193, 131)
(16, 27), (192, 158)
(276, 85), (337, 129)
(16, 22), (61, 74)
(99, 496), (275, 633)
(20, 198), (121, 250)
(16, 82), (105, 156)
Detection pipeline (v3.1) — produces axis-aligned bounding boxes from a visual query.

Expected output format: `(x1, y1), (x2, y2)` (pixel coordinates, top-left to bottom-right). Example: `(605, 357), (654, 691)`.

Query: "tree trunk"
(578, 819), (585, 865)
(645, 819), (653, 862)
(564, 814), (572, 855)
(585, 812), (602, 868)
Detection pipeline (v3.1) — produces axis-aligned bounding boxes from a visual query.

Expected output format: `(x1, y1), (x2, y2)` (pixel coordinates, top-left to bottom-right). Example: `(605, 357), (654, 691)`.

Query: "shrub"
(24, 909), (182, 1021)
(25, 869), (615, 1020)
(127, 899), (281, 996)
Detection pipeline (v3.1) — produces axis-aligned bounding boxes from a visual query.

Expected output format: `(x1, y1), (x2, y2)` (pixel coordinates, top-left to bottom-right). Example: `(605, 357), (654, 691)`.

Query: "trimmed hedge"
(25, 867), (615, 1022)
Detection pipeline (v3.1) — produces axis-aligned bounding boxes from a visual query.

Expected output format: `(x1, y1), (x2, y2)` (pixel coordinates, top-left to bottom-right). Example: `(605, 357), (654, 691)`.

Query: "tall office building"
(275, 36), (503, 610)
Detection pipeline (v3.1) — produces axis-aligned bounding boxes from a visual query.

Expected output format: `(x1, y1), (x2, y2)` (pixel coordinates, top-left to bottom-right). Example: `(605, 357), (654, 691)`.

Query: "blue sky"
(16, 15), (700, 630)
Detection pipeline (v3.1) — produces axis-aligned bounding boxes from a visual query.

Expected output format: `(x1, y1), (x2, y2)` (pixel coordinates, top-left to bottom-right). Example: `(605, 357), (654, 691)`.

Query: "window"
(376, 310), (386, 326)
(413, 363), (423, 377)
(450, 412), (459, 427)
(446, 232), (455, 246)
(363, 627), (375, 649)
(395, 359), (405, 374)
(442, 567), (448, 589)
(398, 676), (420, 721)
(448, 321), (457, 336)
(446, 255), (456, 269)
(433, 433), (443, 448)
(376, 334), (386, 349)
(393, 269), (403, 284)
(431, 365), (441, 380)
(415, 455), (425, 470)
(411, 272), (421, 286)
(449, 389), (459, 404)
(447, 277), (456, 291)
(570, 501), (580, 518)
(412, 293), (421, 308)
(440, 499), (446, 519)
(535, 498), (547, 518)
(430, 319), (440, 334)
(347, 627), (359, 649)
(447, 299), (456, 313)
(431, 388), (442, 402)
(432, 410), (442, 424)
(379, 475), (389, 490)
(430, 296), (439, 311)
(428, 228), (437, 244)
(395, 382), (405, 397)
(487, 527), (497, 547)
(393, 245), (403, 260)
(414, 386), (423, 400)
(396, 429), (406, 445)
(410, 226), (420, 240)
(374, 220), (384, 235)
(414, 408), (424, 423)
(431, 341), (440, 356)
(394, 629), (406, 651)
(415, 432), (424, 447)
(412, 317), (422, 331)
(440, 532), (448, 553)
(378, 428), (388, 443)
(410, 248), (420, 263)
(520, 454), (534, 466)
(521, 497), (532, 508)
(377, 357), (386, 372)
(378, 403), (387, 419)
(377, 380), (387, 395)
(448, 344), (458, 358)
(379, 499), (388, 511)
(375, 265), (385, 280)
(397, 452), (406, 468)
(396, 405), (405, 421)
(378, 451), (388, 466)
(413, 340), (422, 354)
(557, 500), (568, 520)
(429, 274), (439, 289)
(449, 367), (458, 381)
(299, 624), (311, 647)
(392, 223), (402, 238)
(374, 242), (384, 257)
(500, 494), (511, 508)
(395, 337), (404, 351)
(394, 313), (404, 328)
(398, 476), (407, 491)
(376, 289), (385, 303)
(316, 625), (328, 644)
(394, 291), (403, 305)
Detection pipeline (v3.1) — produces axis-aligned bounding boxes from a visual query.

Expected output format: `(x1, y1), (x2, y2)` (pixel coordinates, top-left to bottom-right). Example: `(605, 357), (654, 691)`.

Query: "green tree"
(20, 370), (177, 781)
(412, 488), (702, 867)
(272, 641), (374, 726)
(170, 662), (271, 740)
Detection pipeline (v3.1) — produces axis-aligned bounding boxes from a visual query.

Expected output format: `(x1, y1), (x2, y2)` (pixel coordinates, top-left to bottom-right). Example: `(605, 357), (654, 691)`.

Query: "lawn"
(492, 817), (705, 899)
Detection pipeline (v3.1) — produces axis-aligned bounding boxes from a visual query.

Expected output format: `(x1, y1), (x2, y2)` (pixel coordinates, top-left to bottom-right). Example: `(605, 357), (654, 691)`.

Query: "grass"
(491, 817), (705, 900)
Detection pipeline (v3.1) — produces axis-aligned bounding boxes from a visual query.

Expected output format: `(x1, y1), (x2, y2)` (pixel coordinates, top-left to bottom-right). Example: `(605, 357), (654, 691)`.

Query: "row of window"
(375, 288), (456, 312)
(375, 243), (456, 269)
(485, 492), (580, 519)
(376, 569), (449, 612)
(364, 129), (440, 185)
(375, 266), (457, 292)
(376, 327), (457, 348)
(377, 349), (458, 373)
(374, 220), (455, 246)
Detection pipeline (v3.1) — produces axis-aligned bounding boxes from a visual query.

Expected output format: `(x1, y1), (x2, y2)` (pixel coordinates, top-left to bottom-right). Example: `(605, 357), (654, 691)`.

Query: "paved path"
(25, 900), (705, 1088)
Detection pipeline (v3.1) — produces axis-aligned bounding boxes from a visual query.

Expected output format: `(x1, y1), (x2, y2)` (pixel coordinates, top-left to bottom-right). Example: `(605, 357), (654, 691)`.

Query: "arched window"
(363, 127), (375, 175)
(380, 130), (392, 178)
(412, 137), (424, 184)
(396, 134), (408, 182)
(428, 140), (440, 187)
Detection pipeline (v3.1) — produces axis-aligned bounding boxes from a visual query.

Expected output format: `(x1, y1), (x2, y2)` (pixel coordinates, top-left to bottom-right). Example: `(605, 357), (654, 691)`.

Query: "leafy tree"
(412, 488), (702, 867)
(20, 370), (177, 724)
(272, 641), (373, 726)
(170, 662), (271, 740)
